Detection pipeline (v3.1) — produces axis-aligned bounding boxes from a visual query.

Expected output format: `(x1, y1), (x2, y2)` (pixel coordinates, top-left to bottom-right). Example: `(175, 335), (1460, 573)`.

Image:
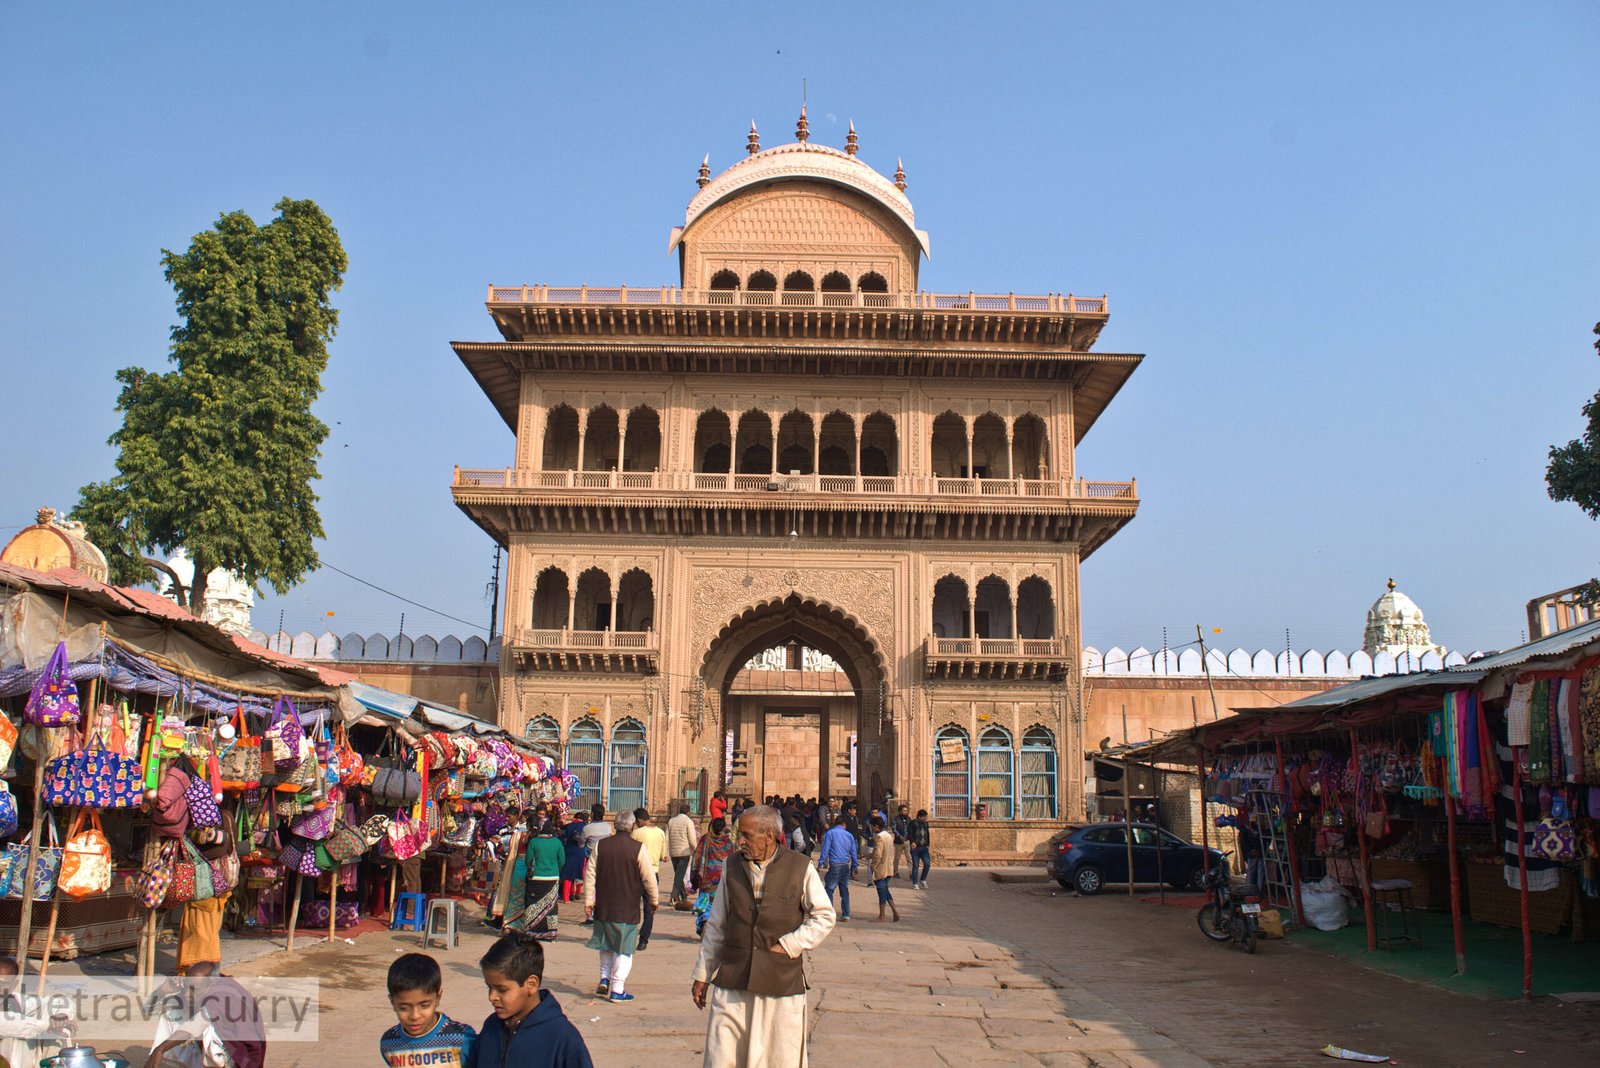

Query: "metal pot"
(41, 1047), (129, 1068)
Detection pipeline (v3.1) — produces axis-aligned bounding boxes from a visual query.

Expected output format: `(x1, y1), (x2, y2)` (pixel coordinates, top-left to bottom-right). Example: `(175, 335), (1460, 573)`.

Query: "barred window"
(933, 726), (971, 819)
(607, 719), (647, 814)
(565, 718), (604, 812)
(1020, 726), (1058, 819)
(977, 726), (1015, 819)
(524, 715), (560, 753)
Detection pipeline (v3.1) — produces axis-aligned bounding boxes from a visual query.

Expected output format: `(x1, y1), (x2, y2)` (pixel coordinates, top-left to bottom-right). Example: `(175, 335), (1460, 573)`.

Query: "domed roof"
(1366, 578), (1425, 626)
(670, 120), (931, 259)
(0, 507), (108, 582)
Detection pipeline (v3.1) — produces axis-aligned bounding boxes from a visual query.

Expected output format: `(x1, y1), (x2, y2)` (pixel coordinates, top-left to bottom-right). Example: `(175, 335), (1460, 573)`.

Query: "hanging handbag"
(25, 641), (81, 727)
(162, 841), (199, 908)
(0, 784), (16, 838)
(4, 819), (63, 901)
(370, 733), (422, 808)
(183, 765), (223, 827)
(276, 729), (319, 795)
(59, 809), (114, 899)
(1364, 793), (1391, 839)
(208, 849), (240, 895)
(137, 839), (180, 909)
(45, 730), (145, 809)
(218, 708), (262, 792)
(275, 834), (323, 878)
(0, 709), (17, 771)
(321, 819), (367, 866)
(386, 811), (422, 861)
(267, 697), (302, 769)
(442, 813), (478, 849)
(1533, 817), (1578, 862)
(290, 786), (342, 841)
(357, 813), (392, 847)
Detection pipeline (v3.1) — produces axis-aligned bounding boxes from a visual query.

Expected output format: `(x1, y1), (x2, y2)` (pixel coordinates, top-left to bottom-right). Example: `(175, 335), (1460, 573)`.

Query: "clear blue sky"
(2, 3), (1596, 656)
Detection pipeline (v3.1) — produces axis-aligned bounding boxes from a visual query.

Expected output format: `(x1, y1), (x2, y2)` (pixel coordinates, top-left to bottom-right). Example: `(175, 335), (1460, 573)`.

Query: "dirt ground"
(191, 867), (1600, 1066)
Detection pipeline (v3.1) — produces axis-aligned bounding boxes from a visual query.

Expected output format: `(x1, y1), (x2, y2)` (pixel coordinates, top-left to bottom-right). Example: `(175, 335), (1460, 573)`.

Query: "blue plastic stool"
(391, 892), (427, 932)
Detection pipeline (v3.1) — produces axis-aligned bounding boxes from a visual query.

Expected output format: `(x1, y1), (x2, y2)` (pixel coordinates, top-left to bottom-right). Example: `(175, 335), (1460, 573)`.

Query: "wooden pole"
(1350, 728), (1376, 953)
(1195, 626), (1222, 720)
(1152, 764), (1165, 905)
(388, 864), (400, 921)
(1123, 759), (1135, 896)
(1512, 747), (1532, 1000)
(1443, 767), (1466, 974)
(1198, 749), (1211, 880)
(286, 873), (302, 953)
(36, 894), (62, 987)
(1273, 738), (1306, 927)
(328, 876), (338, 943)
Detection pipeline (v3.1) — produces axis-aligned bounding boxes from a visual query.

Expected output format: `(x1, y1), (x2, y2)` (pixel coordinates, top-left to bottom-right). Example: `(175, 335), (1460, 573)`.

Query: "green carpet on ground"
(1291, 906), (1600, 999)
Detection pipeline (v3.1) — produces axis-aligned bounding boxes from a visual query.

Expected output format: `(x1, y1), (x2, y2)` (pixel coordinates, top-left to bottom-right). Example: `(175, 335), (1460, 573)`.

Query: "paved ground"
(65, 867), (1600, 1066)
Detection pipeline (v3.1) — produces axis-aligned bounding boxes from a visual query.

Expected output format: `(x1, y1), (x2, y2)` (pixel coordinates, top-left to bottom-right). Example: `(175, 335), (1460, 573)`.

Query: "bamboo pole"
(1195, 626), (1222, 720)
(1274, 738), (1306, 927)
(1444, 771), (1466, 974)
(388, 865), (399, 921)
(1123, 759), (1135, 897)
(1350, 728), (1376, 953)
(286, 873), (302, 952)
(328, 877), (338, 943)
(37, 893), (62, 987)
(1512, 747), (1532, 1000)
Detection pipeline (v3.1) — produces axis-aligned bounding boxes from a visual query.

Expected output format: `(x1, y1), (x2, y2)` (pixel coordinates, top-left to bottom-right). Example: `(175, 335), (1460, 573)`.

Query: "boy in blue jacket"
(471, 932), (593, 1068)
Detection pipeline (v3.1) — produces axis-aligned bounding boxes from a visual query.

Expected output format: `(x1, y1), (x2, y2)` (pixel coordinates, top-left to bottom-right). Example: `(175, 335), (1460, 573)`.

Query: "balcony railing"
(510, 627), (657, 651)
(487, 285), (1108, 316)
(929, 637), (1069, 658)
(454, 468), (1136, 501)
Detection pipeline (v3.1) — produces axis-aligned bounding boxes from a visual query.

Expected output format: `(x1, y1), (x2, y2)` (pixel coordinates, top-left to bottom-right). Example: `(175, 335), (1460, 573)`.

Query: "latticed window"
(932, 726), (970, 819)
(566, 718), (604, 812)
(1020, 726), (1058, 819)
(524, 715), (560, 754)
(977, 726), (1015, 819)
(607, 719), (647, 814)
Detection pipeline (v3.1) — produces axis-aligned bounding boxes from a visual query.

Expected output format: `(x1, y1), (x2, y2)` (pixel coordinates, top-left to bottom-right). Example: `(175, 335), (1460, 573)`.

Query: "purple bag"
(183, 772), (222, 828)
(25, 642), (80, 727)
(270, 697), (302, 770)
(274, 834), (322, 877)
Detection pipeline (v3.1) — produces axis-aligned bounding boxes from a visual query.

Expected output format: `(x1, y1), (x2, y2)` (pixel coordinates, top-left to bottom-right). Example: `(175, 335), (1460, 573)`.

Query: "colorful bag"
(0, 784), (16, 838)
(136, 839), (179, 909)
(386, 811), (422, 861)
(303, 900), (361, 929)
(1533, 817), (1577, 863)
(442, 813), (478, 849)
(25, 642), (80, 727)
(44, 734), (145, 809)
(289, 786), (343, 841)
(4, 820), (63, 901)
(334, 724), (365, 786)
(275, 834), (323, 878)
(243, 863), (283, 890)
(59, 810), (114, 899)
(0, 710), (17, 771)
(321, 818), (367, 866)
(356, 813), (392, 847)
(208, 850), (240, 895)
(218, 709), (262, 792)
(183, 768), (222, 827)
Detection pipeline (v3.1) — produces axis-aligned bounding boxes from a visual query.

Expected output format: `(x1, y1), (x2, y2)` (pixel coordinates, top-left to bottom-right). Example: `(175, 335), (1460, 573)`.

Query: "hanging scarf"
(1528, 680), (1551, 785)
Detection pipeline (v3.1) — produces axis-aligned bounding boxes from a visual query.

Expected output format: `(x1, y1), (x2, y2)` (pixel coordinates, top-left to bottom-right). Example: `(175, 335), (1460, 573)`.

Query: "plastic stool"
(422, 898), (459, 949)
(391, 892), (427, 933)
(1371, 879), (1421, 950)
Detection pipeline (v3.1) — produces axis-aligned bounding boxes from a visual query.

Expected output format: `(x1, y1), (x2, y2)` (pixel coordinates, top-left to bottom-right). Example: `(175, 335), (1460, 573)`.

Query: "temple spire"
(746, 121), (761, 155)
(696, 154), (710, 188)
(845, 120), (858, 156)
(796, 104), (809, 143)
(893, 157), (906, 191)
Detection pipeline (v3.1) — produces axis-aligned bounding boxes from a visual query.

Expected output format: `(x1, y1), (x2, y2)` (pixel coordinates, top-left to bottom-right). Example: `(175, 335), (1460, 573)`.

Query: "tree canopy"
(73, 198), (346, 612)
(1545, 321), (1600, 601)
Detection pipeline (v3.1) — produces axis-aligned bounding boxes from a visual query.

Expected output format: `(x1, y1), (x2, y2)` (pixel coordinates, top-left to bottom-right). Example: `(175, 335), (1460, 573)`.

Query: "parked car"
(1048, 822), (1225, 895)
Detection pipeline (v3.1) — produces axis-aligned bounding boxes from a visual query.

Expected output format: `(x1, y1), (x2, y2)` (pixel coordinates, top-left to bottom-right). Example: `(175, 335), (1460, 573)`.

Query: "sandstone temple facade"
(451, 114), (1143, 858)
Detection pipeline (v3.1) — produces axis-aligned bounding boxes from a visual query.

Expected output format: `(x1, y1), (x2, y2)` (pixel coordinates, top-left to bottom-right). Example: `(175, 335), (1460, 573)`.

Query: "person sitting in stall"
(0, 956), (68, 1067)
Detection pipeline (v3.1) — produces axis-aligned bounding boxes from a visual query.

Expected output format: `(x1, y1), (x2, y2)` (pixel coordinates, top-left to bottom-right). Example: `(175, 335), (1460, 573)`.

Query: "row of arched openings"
(526, 717), (646, 814)
(934, 725), (1058, 819)
(932, 575), (1055, 640)
(694, 409), (897, 476)
(710, 270), (888, 293)
(531, 567), (654, 632)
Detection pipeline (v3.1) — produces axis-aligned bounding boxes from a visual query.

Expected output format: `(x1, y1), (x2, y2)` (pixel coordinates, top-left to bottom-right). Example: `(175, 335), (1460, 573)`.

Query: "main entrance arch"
(699, 594), (891, 805)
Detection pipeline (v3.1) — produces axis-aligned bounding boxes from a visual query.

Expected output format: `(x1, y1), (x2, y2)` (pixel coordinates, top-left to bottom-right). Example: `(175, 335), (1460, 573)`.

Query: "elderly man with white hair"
(690, 804), (836, 1067)
(583, 809), (658, 1003)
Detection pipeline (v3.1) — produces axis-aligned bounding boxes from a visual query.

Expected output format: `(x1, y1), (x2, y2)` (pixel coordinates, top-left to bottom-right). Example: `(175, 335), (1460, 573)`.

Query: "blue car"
(1048, 822), (1225, 895)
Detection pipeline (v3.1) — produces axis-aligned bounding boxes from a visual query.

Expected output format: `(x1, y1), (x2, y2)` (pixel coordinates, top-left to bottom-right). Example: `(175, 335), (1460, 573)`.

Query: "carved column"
(769, 411), (779, 476)
(965, 416), (975, 480)
(575, 407), (589, 472)
(617, 412), (629, 476)
(1004, 416), (1015, 480)
(566, 561), (578, 631)
(852, 413), (863, 483)
(967, 565), (978, 642)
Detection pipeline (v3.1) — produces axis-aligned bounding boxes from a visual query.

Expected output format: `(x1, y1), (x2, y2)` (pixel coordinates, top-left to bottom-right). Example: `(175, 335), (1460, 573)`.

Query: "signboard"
(849, 732), (858, 787)
(938, 738), (966, 765)
(724, 729), (735, 785)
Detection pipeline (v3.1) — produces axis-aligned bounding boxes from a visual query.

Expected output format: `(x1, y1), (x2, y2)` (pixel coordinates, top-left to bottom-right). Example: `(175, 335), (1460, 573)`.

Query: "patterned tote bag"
(59, 809), (114, 899)
(25, 642), (80, 727)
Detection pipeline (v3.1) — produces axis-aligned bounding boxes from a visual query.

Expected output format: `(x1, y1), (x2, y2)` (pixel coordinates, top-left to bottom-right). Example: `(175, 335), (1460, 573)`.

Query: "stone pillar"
(1004, 417), (1015, 480)
(965, 417), (974, 480)
(967, 567), (978, 642)
(617, 413), (629, 475)
(852, 415), (863, 481)
(575, 407), (588, 472)
(769, 411), (779, 476)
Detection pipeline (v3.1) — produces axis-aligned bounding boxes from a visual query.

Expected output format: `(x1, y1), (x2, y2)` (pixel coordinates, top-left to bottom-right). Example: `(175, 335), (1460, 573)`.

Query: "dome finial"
(1387, 577), (1396, 592)
(746, 121), (761, 156)
(845, 120), (858, 156)
(796, 104), (809, 143)
(893, 157), (906, 191)
(696, 154), (710, 188)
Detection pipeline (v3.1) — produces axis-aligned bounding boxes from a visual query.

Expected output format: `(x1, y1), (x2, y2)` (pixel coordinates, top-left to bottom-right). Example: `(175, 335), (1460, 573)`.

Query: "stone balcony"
(453, 468), (1138, 550)
(505, 626), (658, 674)
(926, 635), (1072, 681)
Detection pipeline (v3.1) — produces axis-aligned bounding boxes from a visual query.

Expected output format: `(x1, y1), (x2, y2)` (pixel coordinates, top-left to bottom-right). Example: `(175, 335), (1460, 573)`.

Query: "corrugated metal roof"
(1235, 666), (1487, 716)
(347, 681), (419, 720)
(1444, 618), (1600, 672)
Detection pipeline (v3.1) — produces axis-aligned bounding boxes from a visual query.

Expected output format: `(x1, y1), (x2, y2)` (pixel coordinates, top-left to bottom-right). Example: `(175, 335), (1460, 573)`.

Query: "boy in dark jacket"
(471, 933), (593, 1068)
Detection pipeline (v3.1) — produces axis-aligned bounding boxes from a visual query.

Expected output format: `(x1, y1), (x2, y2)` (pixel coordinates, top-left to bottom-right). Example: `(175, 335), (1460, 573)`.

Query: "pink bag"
(386, 811), (422, 860)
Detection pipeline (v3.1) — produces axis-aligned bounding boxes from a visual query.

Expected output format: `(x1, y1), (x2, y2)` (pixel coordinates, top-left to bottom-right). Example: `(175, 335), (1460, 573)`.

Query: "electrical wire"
(317, 561), (489, 633)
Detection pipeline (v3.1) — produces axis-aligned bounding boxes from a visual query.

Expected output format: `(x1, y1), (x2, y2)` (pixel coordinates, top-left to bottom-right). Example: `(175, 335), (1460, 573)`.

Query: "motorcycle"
(1196, 860), (1260, 953)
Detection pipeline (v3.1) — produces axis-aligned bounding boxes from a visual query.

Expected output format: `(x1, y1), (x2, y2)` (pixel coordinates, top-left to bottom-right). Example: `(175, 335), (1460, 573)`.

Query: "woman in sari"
(689, 816), (734, 936)
(508, 816), (565, 941)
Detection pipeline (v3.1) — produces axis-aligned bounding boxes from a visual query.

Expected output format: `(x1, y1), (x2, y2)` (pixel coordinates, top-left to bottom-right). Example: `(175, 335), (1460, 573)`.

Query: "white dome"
(1361, 579), (1443, 660)
(1366, 586), (1425, 627)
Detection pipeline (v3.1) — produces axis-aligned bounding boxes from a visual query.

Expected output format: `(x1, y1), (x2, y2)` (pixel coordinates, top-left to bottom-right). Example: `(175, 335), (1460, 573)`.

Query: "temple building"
(157, 551), (256, 636)
(451, 112), (1143, 859)
(1361, 578), (1445, 661)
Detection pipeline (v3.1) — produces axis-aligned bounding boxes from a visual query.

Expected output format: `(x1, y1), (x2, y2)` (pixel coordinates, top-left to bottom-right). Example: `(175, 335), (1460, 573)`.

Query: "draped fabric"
(1581, 665), (1600, 783)
(1528, 680), (1551, 785)
(1495, 743), (1561, 892)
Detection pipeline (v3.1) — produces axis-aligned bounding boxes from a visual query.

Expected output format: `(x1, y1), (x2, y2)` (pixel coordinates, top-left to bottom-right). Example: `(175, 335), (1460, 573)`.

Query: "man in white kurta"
(691, 805), (836, 1068)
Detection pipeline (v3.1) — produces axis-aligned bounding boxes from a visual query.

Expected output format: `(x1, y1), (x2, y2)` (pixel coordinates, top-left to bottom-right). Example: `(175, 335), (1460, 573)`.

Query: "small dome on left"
(0, 507), (108, 582)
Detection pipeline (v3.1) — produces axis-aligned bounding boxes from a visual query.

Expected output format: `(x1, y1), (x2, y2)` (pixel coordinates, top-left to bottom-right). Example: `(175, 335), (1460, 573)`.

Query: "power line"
(317, 561), (488, 633)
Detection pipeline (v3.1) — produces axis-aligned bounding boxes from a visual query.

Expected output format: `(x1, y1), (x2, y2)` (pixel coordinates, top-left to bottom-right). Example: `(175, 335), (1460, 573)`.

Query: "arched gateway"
(450, 114), (1144, 861)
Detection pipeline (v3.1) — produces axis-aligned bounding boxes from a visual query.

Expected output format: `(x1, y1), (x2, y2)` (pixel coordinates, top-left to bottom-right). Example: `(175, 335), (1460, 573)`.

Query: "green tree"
(73, 198), (346, 612)
(1546, 321), (1600, 601)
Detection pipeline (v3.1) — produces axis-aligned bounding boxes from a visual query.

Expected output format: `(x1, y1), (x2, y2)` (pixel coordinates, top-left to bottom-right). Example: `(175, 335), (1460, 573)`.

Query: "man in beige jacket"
(666, 803), (699, 907)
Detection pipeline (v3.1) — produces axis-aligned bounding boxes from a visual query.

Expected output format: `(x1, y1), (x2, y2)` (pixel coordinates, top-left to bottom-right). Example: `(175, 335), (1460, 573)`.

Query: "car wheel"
(1186, 866), (1207, 892)
(1074, 865), (1104, 895)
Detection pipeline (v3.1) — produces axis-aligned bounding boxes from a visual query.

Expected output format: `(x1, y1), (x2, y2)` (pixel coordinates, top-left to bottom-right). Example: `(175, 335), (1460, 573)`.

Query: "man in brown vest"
(690, 804), (836, 1067)
(582, 810), (658, 1003)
